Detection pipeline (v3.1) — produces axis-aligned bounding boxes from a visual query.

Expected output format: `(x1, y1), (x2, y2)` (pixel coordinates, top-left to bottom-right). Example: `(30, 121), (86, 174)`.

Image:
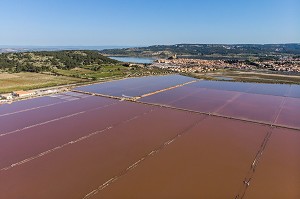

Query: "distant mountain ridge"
(100, 44), (300, 58)
(0, 46), (132, 53)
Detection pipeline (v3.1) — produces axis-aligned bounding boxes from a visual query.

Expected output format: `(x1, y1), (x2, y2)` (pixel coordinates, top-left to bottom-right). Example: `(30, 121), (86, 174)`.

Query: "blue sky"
(0, 0), (299, 46)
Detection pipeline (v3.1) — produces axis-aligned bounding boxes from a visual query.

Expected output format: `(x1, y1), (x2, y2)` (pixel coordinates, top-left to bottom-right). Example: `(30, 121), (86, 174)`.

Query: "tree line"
(0, 50), (119, 72)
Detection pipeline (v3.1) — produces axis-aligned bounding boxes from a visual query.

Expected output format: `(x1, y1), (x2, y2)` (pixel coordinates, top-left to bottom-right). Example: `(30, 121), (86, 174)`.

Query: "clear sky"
(0, 0), (299, 46)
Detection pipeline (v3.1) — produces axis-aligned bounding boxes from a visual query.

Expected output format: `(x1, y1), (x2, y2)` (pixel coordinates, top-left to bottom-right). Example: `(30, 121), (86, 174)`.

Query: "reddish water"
(141, 81), (300, 127)
(95, 117), (269, 199)
(187, 80), (292, 97)
(275, 97), (300, 128)
(216, 93), (284, 123)
(0, 96), (65, 116)
(170, 88), (240, 113)
(140, 86), (240, 114)
(0, 96), (115, 135)
(245, 128), (300, 199)
(0, 108), (202, 199)
(0, 101), (154, 169)
(0, 76), (299, 199)
(139, 86), (200, 104)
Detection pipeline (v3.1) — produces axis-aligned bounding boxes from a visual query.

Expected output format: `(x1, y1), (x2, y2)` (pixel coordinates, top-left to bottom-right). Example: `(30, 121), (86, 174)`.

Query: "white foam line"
(83, 143), (169, 199)
(83, 116), (205, 199)
(0, 108), (156, 172)
(0, 102), (119, 138)
(84, 190), (98, 198)
(124, 115), (139, 123)
(65, 97), (79, 101)
(273, 97), (287, 125)
(234, 129), (273, 199)
(83, 155), (150, 199)
(149, 150), (157, 156)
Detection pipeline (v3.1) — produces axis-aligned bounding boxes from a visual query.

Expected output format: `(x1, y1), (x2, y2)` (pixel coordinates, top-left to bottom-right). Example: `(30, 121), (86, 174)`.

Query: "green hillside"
(0, 50), (119, 72)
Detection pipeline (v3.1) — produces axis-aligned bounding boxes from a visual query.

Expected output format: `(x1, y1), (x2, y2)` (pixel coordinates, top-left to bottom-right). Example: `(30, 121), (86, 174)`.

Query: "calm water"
(109, 56), (154, 64)
(74, 75), (196, 97)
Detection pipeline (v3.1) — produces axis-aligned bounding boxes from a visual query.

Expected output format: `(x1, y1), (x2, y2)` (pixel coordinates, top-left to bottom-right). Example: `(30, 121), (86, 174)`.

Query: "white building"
(13, 90), (35, 98)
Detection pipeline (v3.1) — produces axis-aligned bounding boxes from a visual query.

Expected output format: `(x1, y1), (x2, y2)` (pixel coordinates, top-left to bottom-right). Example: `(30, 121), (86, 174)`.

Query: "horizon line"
(1, 43), (300, 48)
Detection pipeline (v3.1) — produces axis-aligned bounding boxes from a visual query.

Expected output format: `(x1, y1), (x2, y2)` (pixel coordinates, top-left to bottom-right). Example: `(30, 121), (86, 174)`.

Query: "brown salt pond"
(0, 95), (115, 135)
(0, 101), (154, 169)
(139, 85), (201, 104)
(186, 80), (292, 97)
(216, 92), (284, 123)
(0, 108), (203, 199)
(92, 117), (270, 199)
(170, 88), (240, 113)
(0, 75), (299, 199)
(141, 80), (300, 128)
(140, 86), (241, 114)
(245, 128), (300, 199)
(0, 96), (66, 116)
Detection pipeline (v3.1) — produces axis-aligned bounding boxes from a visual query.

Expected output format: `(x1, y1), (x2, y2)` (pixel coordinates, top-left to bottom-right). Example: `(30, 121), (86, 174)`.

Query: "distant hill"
(0, 50), (119, 72)
(100, 44), (300, 58)
(0, 46), (132, 53)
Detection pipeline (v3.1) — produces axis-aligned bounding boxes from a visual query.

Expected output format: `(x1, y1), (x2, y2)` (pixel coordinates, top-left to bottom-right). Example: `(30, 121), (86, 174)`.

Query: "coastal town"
(153, 56), (300, 73)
